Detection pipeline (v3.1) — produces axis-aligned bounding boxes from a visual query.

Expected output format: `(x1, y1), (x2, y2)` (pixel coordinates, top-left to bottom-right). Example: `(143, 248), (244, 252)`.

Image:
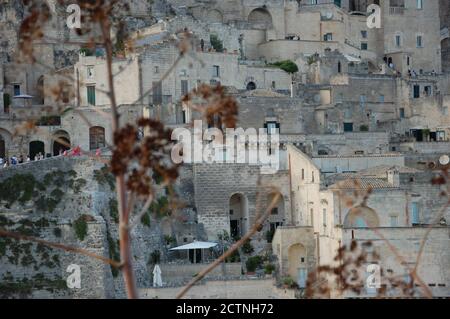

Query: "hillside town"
(0, 0), (449, 299)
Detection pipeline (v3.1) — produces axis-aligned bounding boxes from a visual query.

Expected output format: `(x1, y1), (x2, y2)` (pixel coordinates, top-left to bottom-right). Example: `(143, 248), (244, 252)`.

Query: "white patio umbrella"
(153, 264), (163, 287)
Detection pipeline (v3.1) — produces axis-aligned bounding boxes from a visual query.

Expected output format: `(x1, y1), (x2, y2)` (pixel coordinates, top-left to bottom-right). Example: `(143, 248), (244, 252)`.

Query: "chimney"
(387, 168), (400, 187)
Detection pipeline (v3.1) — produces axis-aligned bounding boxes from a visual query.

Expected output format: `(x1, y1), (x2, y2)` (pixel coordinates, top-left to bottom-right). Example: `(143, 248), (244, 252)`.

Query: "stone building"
(272, 145), (450, 297)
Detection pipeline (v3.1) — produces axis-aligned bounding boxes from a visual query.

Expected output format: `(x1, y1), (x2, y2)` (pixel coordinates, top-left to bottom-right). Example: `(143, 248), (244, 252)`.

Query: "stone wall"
(139, 278), (286, 299)
(342, 227), (450, 298)
(192, 163), (290, 239)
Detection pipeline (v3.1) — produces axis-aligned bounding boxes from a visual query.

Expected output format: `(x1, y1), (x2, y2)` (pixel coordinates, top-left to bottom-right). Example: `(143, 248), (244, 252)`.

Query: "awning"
(169, 241), (217, 251)
(13, 94), (33, 99)
(344, 54), (361, 63)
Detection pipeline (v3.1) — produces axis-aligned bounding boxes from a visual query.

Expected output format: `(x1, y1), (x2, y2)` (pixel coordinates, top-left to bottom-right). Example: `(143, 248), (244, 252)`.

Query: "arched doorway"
(248, 8), (273, 29)
(89, 126), (105, 150)
(52, 130), (71, 156)
(288, 243), (307, 288)
(344, 206), (379, 228)
(246, 81), (256, 91)
(29, 141), (45, 160)
(0, 129), (12, 159)
(229, 193), (249, 239)
(0, 135), (5, 159)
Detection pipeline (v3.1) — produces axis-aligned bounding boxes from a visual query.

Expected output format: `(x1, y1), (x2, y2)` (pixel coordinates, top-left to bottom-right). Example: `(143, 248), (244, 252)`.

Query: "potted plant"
(282, 276), (295, 289)
(264, 263), (275, 278)
(246, 256), (262, 275)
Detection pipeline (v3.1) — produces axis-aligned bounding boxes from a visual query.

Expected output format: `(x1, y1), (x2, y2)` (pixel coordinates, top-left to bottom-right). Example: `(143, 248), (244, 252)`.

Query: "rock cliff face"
(0, 157), (173, 298)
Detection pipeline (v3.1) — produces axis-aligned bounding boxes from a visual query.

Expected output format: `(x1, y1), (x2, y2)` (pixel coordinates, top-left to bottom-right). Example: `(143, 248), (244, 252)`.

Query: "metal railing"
(389, 7), (405, 15)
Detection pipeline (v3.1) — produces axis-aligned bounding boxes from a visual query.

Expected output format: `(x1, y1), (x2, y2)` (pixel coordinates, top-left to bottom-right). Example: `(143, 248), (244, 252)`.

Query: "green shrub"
(73, 215), (90, 241)
(264, 263), (276, 274)
(282, 276), (296, 287)
(242, 240), (254, 254)
(107, 231), (120, 277)
(269, 60), (299, 74)
(141, 212), (151, 227)
(149, 250), (161, 264)
(164, 235), (176, 246)
(210, 34), (223, 52)
(109, 198), (119, 223)
(246, 256), (263, 273)
(360, 124), (369, 132)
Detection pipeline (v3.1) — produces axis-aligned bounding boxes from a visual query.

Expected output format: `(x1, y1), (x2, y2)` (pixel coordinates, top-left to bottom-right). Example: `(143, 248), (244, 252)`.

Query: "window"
(323, 209), (327, 227)
(212, 65), (220, 78)
(323, 33), (333, 41)
(416, 0), (423, 9)
(301, 169), (305, 180)
(312, 171), (315, 183)
(416, 35), (423, 48)
(424, 86), (432, 96)
(13, 84), (21, 96)
(265, 121), (279, 135)
(361, 30), (368, 39)
(89, 126), (105, 150)
(400, 108), (405, 119)
(310, 208), (314, 226)
(229, 210), (233, 215)
(152, 81), (162, 105)
(413, 85), (420, 98)
(379, 95), (385, 103)
(361, 42), (368, 50)
(338, 61), (342, 73)
(344, 123), (354, 132)
(390, 215), (398, 227)
(87, 66), (95, 79)
(395, 35), (401, 47)
(87, 85), (96, 106)
(271, 81), (276, 89)
(271, 207), (278, 215)
(411, 203), (420, 225)
(181, 80), (189, 97)
(154, 66), (159, 74)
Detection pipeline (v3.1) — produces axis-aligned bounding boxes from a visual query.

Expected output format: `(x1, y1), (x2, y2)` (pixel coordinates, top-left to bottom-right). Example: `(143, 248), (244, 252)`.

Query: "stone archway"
(344, 206), (380, 228)
(29, 140), (45, 160)
(248, 8), (273, 29)
(0, 135), (5, 159)
(246, 81), (257, 91)
(52, 130), (71, 156)
(89, 126), (106, 150)
(229, 193), (249, 239)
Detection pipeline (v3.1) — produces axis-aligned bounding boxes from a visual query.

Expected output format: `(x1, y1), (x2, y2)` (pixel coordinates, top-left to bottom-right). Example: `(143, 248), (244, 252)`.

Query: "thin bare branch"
(0, 229), (121, 268)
